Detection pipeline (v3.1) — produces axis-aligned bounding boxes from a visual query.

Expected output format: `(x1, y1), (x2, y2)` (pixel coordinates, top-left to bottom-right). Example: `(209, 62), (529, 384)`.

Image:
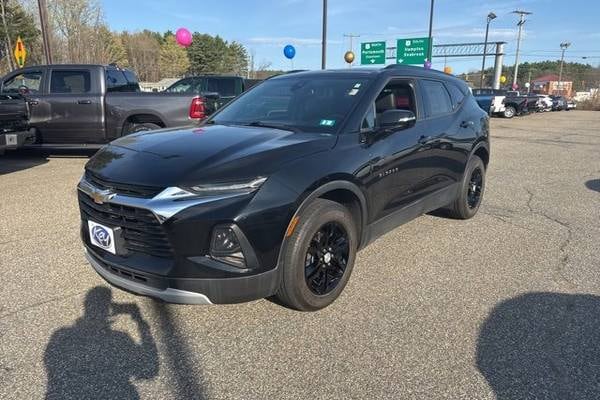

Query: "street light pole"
(511, 10), (531, 89)
(480, 12), (496, 88)
(321, 0), (327, 69)
(558, 41), (571, 95)
(427, 0), (435, 63)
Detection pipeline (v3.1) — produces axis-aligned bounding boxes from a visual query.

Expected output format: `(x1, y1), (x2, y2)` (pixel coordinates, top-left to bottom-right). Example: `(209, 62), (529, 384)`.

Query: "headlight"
(156, 177), (267, 200)
(188, 177), (267, 196)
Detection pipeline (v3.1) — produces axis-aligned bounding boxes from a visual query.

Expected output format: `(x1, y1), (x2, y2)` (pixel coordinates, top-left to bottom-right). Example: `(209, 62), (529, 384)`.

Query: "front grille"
(85, 171), (162, 198)
(79, 191), (173, 258)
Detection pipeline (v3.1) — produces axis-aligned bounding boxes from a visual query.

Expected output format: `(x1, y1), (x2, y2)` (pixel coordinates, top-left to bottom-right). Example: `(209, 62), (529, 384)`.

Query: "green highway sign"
(396, 37), (430, 65)
(360, 41), (386, 65)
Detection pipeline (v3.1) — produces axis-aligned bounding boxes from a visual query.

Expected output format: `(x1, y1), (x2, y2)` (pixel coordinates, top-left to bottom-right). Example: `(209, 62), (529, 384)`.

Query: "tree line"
(0, 0), (252, 81)
(461, 60), (600, 92)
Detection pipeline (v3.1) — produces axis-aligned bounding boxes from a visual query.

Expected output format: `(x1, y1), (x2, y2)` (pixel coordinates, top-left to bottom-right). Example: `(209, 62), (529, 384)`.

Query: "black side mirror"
(379, 109), (416, 131)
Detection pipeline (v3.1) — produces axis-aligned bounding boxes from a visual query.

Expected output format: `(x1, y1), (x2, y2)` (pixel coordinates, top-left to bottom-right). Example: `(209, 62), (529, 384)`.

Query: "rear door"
(43, 68), (104, 143)
(418, 79), (467, 191)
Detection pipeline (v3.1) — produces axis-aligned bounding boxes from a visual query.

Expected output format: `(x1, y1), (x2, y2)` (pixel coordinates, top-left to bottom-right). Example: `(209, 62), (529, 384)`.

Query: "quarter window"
(446, 83), (466, 109)
(50, 70), (91, 94)
(422, 80), (452, 117)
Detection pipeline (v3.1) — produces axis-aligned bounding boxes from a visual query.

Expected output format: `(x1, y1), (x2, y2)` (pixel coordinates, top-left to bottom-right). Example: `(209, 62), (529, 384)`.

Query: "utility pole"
(511, 10), (532, 89)
(558, 42), (571, 95)
(321, 0), (327, 69)
(343, 33), (360, 68)
(427, 0), (435, 63)
(480, 12), (497, 88)
(38, 0), (53, 64)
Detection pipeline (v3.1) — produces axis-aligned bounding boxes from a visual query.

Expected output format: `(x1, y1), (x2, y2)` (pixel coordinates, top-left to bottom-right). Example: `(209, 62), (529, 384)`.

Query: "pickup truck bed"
(1, 64), (206, 146)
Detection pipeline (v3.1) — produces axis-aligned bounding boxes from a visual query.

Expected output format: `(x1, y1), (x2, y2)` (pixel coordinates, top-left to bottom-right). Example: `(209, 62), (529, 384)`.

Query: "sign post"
(396, 37), (430, 65)
(14, 36), (27, 68)
(360, 41), (386, 65)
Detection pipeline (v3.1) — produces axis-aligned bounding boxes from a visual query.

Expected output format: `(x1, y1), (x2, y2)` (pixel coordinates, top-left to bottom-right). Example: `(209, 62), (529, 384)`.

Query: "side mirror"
(379, 109), (416, 131)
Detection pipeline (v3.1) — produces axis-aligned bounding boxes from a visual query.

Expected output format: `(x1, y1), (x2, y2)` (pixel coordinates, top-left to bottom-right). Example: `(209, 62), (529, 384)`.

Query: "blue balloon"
(283, 44), (296, 59)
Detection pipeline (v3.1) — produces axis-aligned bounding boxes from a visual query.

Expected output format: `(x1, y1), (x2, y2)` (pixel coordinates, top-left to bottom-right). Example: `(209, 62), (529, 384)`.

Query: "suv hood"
(86, 124), (335, 188)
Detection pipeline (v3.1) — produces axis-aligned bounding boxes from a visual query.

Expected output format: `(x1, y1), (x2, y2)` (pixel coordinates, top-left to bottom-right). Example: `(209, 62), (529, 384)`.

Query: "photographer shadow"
(44, 286), (158, 400)
(477, 292), (600, 400)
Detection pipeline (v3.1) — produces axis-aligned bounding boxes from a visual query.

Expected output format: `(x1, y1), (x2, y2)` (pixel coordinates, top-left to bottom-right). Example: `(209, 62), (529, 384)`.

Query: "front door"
(362, 79), (437, 223)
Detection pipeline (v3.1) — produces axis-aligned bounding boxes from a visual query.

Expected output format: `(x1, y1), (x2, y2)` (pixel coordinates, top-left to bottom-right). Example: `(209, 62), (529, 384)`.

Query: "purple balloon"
(175, 28), (192, 48)
(424, 60), (432, 69)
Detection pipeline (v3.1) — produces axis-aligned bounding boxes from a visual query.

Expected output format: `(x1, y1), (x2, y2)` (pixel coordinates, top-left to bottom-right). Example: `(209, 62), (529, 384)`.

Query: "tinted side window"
(446, 82), (466, 109)
(2, 71), (43, 94)
(206, 78), (239, 97)
(422, 80), (452, 117)
(106, 69), (128, 92)
(50, 70), (91, 94)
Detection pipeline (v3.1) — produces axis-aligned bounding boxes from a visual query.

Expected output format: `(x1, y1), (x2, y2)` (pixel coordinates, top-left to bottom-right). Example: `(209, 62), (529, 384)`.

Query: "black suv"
(78, 66), (490, 311)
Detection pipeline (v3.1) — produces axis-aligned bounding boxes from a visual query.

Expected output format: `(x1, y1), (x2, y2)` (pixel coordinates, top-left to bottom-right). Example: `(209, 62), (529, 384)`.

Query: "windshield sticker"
(319, 119), (336, 127)
(348, 88), (359, 96)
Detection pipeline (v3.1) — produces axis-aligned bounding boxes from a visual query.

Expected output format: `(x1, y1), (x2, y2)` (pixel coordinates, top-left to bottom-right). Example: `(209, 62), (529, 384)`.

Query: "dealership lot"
(1, 111), (599, 399)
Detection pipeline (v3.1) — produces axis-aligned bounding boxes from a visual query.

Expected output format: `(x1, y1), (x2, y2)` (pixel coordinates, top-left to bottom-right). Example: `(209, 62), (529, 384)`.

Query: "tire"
(126, 122), (162, 134)
(446, 155), (486, 220)
(276, 199), (358, 311)
(503, 106), (516, 118)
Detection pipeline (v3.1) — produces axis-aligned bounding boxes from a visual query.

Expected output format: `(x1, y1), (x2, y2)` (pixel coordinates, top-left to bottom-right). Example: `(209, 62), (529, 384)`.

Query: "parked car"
(550, 95), (568, 111)
(0, 93), (34, 154)
(164, 75), (259, 110)
(473, 88), (528, 118)
(566, 99), (577, 110)
(0, 64), (209, 147)
(535, 94), (553, 111)
(78, 66), (490, 311)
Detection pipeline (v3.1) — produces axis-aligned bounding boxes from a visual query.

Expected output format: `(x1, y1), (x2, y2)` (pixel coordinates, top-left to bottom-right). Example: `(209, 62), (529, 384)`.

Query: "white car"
(536, 95), (553, 111)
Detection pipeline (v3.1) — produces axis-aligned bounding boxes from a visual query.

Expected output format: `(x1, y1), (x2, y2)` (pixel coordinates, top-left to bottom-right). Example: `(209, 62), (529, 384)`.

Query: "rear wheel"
(503, 105), (516, 118)
(125, 122), (162, 135)
(446, 155), (486, 220)
(276, 199), (358, 311)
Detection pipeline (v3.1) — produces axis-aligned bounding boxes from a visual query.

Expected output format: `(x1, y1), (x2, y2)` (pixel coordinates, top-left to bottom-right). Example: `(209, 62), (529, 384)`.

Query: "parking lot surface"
(1, 111), (599, 399)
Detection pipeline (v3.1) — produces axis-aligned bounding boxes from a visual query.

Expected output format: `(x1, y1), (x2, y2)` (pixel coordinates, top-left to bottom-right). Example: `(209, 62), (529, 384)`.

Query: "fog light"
(210, 226), (246, 268)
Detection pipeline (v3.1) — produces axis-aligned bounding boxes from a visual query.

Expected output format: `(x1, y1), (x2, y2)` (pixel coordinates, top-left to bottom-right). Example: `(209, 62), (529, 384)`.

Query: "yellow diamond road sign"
(14, 36), (26, 68)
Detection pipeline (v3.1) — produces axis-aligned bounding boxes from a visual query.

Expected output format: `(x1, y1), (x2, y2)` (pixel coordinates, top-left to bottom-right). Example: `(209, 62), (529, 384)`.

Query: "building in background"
(532, 74), (573, 97)
(139, 78), (179, 92)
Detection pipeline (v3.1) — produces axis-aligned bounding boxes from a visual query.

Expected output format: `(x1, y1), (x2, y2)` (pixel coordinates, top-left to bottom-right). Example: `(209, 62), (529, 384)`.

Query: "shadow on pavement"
(150, 302), (208, 400)
(477, 292), (600, 400)
(585, 179), (600, 193)
(0, 149), (97, 175)
(44, 287), (159, 400)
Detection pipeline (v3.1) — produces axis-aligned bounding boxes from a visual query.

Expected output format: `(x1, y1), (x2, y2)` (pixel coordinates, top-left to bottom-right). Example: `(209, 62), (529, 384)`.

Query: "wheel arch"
(472, 142), (490, 169)
(121, 113), (166, 135)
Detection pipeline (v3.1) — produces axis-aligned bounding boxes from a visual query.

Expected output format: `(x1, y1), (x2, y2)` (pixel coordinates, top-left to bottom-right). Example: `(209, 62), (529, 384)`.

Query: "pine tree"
(159, 34), (189, 78)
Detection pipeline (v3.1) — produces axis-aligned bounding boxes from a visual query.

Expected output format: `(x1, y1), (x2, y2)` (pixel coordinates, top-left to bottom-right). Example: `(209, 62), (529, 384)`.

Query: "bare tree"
(0, 0), (15, 70)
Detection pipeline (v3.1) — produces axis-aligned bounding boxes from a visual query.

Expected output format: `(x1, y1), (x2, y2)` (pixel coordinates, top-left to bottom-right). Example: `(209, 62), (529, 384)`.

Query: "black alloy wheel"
(304, 222), (350, 295)
(467, 167), (484, 209)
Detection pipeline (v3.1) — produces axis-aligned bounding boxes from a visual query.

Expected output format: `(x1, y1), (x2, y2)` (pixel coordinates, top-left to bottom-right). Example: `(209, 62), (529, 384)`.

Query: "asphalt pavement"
(1, 111), (599, 399)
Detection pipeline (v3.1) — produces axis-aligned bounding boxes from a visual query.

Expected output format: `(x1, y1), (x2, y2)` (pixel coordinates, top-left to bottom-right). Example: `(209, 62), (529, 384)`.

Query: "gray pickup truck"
(0, 64), (209, 147)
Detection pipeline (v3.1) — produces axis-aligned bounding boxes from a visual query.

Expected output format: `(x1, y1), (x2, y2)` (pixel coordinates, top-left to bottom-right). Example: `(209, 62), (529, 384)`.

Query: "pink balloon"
(175, 28), (192, 47)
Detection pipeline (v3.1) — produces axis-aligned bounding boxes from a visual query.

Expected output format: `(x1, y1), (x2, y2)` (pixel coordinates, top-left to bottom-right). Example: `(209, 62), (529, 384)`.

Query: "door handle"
(77, 100), (92, 105)
(460, 120), (474, 128)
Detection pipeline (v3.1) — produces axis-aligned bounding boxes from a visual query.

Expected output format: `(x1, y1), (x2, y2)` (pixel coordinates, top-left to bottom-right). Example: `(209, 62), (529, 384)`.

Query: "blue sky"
(102, 0), (600, 74)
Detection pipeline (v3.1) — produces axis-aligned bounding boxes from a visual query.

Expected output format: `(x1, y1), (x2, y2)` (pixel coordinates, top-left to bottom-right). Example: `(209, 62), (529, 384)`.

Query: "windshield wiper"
(244, 121), (299, 133)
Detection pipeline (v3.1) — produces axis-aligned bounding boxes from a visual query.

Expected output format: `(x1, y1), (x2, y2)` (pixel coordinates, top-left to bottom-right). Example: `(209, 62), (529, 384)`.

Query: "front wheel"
(446, 155), (486, 219)
(276, 199), (358, 311)
(503, 105), (516, 118)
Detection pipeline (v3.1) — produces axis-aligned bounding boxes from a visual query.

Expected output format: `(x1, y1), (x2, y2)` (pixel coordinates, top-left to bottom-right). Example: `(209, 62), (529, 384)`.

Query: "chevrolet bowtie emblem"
(91, 188), (116, 204)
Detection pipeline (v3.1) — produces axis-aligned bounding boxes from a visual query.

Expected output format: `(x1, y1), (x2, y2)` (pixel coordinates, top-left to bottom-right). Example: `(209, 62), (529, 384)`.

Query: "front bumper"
(0, 130), (33, 151)
(85, 247), (280, 304)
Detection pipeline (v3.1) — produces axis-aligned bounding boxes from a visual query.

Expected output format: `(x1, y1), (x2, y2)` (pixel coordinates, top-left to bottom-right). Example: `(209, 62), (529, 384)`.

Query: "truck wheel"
(446, 155), (486, 220)
(503, 106), (516, 118)
(276, 199), (358, 311)
(127, 122), (162, 134)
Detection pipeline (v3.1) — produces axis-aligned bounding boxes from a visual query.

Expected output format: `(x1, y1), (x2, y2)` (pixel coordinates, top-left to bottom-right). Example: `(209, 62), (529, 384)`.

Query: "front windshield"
(209, 75), (371, 133)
